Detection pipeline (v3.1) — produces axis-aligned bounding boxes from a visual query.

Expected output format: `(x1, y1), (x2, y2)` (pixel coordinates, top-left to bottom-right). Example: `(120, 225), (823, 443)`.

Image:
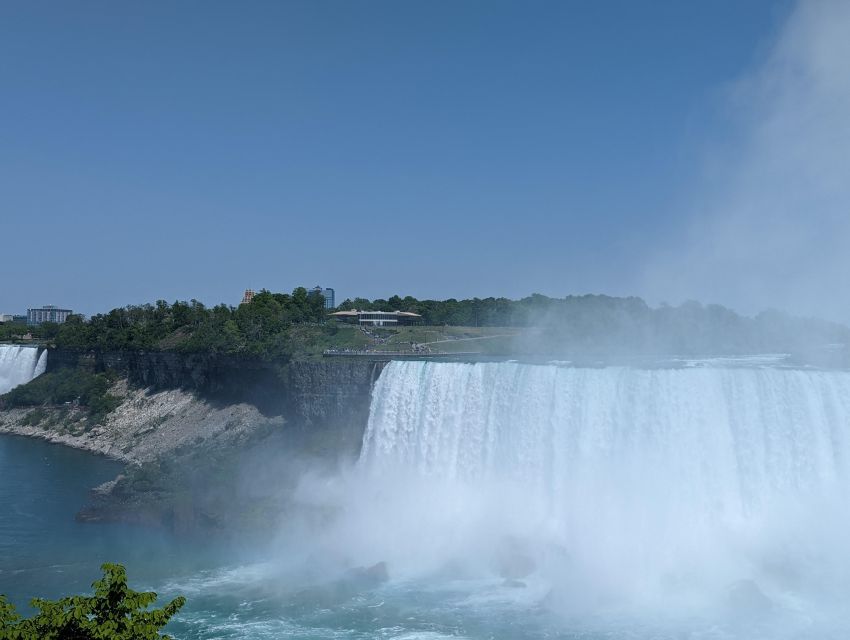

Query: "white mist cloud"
(643, 0), (850, 322)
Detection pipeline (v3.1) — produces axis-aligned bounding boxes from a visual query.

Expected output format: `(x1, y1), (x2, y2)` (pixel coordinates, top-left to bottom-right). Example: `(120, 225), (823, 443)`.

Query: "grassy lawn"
(322, 325), (524, 355)
(288, 324), (372, 358)
(247, 323), (526, 359)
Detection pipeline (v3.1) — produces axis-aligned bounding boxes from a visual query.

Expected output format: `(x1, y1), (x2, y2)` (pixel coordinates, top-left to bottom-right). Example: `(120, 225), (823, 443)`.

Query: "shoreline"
(0, 422), (133, 462)
(0, 380), (287, 530)
(0, 380), (281, 465)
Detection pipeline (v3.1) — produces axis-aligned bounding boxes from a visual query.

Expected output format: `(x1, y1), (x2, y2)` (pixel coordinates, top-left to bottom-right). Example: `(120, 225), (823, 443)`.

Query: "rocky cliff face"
(47, 349), (385, 435)
(14, 350), (390, 531)
(281, 360), (384, 432)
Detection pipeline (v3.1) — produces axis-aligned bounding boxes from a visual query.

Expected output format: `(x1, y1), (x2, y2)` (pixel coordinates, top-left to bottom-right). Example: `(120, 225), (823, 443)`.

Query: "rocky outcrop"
(3, 351), (387, 531)
(0, 379), (282, 463)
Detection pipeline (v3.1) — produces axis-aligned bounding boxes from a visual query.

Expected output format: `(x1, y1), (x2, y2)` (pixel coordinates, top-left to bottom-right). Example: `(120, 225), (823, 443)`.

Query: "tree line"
(7, 290), (848, 358)
(338, 292), (691, 328)
(339, 293), (850, 356)
(50, 288), (327, 360)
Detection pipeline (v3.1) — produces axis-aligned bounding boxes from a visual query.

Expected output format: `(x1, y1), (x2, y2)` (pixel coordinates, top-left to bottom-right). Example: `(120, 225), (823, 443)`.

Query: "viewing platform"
(322, 349), (482, 360)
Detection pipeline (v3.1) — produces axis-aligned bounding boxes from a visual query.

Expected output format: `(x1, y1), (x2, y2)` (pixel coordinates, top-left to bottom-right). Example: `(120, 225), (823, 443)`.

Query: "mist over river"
(4, 360), (850, 639)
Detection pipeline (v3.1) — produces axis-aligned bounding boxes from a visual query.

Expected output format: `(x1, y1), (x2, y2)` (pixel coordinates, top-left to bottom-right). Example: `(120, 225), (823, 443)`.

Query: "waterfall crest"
(362, 361), (850, 511)
(0, 345), (48, 395)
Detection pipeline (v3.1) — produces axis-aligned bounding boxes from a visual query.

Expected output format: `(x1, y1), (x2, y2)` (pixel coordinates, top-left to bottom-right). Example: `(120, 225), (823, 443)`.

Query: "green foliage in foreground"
(0, 368), (121, 424)
(0, 563), (185, 640)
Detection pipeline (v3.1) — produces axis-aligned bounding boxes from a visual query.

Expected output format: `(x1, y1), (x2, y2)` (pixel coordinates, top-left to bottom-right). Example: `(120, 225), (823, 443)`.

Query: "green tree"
(0, 563), (185, 640)
(0, 322), (28, 342)
(31, 322), (60, 340)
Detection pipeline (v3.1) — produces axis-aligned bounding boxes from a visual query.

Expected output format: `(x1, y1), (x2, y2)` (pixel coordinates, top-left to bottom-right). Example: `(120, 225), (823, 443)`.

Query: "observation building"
(329, 309), (422, 327)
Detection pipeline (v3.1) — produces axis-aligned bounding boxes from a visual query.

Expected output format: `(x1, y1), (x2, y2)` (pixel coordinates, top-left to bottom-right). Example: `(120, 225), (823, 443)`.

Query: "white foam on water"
(150, 360), (850, 638)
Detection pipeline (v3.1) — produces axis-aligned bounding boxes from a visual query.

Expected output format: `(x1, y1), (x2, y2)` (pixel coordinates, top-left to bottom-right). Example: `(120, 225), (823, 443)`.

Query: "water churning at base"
(356, 360), (850, 616)
(0, 345), (47, 395)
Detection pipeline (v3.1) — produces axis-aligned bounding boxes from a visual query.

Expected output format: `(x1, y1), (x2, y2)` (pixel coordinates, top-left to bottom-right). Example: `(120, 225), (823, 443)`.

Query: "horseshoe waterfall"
(356, 360), (850, 631)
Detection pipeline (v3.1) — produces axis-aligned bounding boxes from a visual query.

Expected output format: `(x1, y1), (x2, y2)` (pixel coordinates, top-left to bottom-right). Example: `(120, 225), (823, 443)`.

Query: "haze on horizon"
(3, 0), (848, 322)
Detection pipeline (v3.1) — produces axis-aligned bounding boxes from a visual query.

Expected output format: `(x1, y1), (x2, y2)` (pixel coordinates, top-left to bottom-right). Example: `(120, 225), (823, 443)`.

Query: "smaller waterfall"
(0, 345), (48, 395)
(33, 349), (48, 378)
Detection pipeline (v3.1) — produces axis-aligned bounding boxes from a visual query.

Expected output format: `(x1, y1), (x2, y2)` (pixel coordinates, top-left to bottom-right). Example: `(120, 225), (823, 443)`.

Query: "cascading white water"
(362, 360), (850, 510)
(0, 345), (48, 395)
(352, 360), (850, 623)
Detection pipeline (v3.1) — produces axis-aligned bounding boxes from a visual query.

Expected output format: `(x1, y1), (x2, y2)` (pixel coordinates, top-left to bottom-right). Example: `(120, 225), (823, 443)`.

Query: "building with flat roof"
(27, 305), (73, 326)
(329, 309), (421, 327)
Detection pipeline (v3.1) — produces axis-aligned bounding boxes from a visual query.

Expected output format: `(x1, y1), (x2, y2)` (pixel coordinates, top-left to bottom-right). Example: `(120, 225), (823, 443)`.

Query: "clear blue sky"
(1, 1), (795, 316)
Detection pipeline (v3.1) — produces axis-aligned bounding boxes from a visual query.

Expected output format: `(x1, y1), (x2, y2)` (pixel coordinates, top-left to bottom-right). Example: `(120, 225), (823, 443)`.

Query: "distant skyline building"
(311, 286), (335, 310)
(241, 289), (255, 305)
(27, 305), (73, 325)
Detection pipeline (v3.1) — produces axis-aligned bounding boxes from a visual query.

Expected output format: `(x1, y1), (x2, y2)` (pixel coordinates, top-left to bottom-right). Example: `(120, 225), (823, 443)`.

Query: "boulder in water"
(344, 561), (389, 587)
